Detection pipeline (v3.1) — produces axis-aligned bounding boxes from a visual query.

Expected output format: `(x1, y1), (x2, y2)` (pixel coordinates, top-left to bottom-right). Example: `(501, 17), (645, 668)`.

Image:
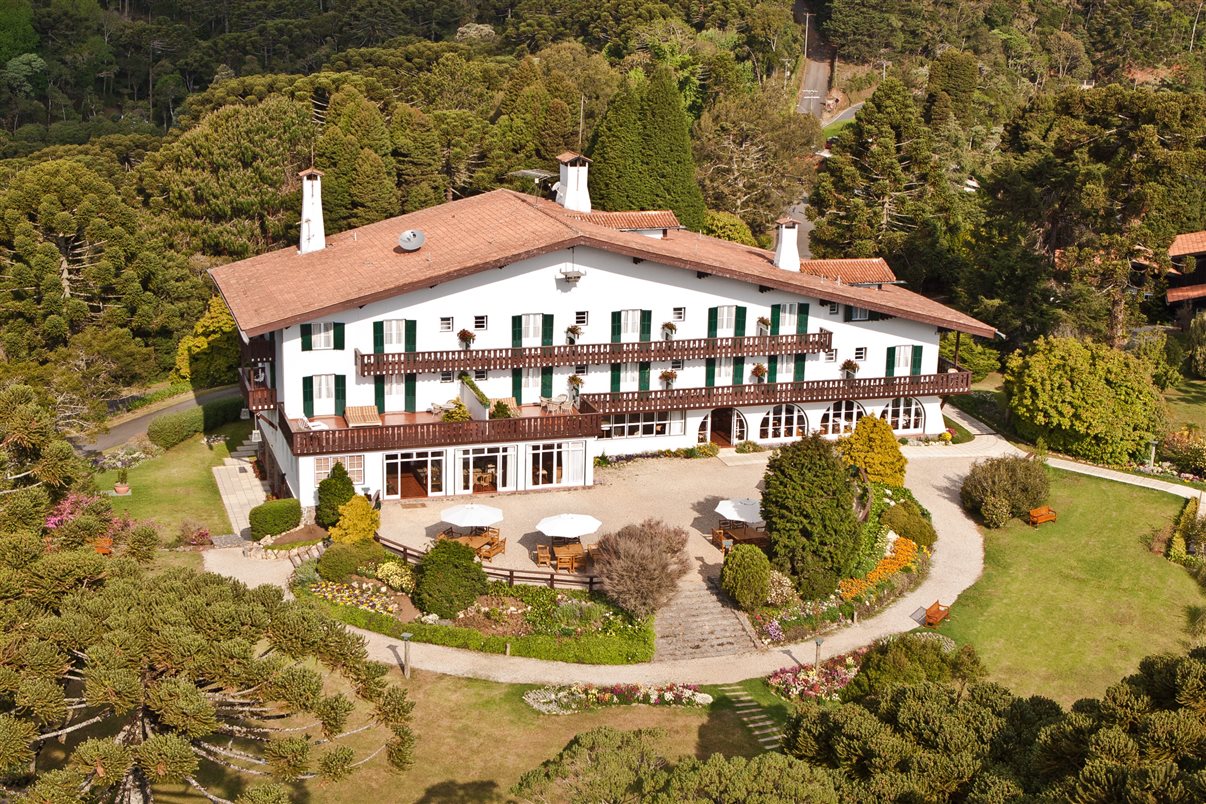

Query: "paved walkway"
(202, 406), (1203, 684)
(212, 437), (270, 538)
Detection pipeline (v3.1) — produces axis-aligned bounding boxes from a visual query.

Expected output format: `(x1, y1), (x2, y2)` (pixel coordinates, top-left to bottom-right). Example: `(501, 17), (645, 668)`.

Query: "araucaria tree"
(0, 384), (88, 529)
(761, 435), (862, 599)
(0, 550), (415, 802)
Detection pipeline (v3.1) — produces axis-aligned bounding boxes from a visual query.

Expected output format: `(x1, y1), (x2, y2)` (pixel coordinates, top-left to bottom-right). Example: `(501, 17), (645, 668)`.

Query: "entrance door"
(456, 446), (516, 494)
(384, 451), (444, 499)
(699, 408), (747, 447)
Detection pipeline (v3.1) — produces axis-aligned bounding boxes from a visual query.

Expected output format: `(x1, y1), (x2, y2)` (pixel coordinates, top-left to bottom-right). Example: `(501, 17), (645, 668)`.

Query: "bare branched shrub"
(593, 519), (690, 617)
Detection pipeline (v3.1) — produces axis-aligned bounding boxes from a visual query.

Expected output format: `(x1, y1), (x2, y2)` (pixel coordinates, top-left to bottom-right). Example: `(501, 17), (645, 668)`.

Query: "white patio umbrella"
(714, 498), (763, 524)
(536, 513), (603, 540)
(441, 504), (504, 528)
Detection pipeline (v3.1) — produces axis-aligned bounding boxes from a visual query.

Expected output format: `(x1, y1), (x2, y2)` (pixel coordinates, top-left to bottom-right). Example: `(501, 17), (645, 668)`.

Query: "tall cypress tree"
(587, 78), (646, 212)
(638, 67), (706, 230)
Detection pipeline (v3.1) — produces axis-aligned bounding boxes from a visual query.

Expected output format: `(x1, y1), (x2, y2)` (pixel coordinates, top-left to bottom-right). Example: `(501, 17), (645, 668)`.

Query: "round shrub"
(316, 462), (356, 528)
(960, 455), (1049, 528)
(413, 540), (487, 619)
(881, 500), (937, 550)
(328, 495), (378, 544)
(317, 540), (388, 583)
(248, 499), (301, 540)
(840, 633), (984, 702)
(720, 545), (772, 611)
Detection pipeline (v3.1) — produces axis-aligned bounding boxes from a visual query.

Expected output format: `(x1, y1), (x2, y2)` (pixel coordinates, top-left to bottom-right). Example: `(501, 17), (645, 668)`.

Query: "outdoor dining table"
(553, 541), (585, 572)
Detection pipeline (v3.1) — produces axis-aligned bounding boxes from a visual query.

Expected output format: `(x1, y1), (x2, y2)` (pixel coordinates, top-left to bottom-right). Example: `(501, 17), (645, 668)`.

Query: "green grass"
(1165, 377), (1206, 430)
(96, 420), (251, 538)
(822, 117), (854, 138)
(939, 468), (1200, 705)
(943, 414), (974, 444)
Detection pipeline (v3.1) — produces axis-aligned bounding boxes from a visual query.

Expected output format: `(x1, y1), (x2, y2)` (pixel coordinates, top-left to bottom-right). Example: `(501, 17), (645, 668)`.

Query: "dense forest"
(0, 0), (1203, 431)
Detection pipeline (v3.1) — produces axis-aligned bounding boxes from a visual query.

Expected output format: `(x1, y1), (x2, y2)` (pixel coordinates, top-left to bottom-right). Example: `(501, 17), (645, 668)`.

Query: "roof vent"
(397, 229), (426, 252)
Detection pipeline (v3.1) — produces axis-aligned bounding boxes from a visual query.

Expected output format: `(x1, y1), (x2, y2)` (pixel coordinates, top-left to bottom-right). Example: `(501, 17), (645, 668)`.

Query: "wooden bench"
(1029, 506), (1057, 527)
(925, 601), (950, 627)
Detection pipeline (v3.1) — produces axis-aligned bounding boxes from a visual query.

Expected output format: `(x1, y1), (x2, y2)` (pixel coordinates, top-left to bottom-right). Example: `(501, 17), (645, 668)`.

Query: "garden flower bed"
(523, 683), (713, 715)
(766, 647), (871, 701)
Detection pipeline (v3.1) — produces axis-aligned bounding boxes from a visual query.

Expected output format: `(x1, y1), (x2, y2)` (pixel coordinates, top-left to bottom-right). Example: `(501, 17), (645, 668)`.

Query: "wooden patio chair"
(481, 539), (506, 561)
(535, 544), (551, 567)
(555, 553), (575, 572)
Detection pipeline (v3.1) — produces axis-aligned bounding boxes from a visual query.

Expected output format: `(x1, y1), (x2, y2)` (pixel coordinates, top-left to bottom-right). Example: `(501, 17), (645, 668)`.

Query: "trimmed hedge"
(146, 396), (244, 449)
(882, 499), (937, 550)
(317, 540), (388, 582)
(248, 499), (301, 540)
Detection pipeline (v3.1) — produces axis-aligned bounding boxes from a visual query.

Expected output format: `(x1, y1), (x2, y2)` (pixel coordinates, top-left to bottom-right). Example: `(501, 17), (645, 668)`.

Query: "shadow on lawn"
(416, 779), (502, 803)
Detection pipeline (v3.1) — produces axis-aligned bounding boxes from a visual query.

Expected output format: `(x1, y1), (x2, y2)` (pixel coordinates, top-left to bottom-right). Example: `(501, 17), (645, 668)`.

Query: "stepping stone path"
(212, 435), (270, 539)
(715, 683), (782, 751)
(653, 577), (760, 660)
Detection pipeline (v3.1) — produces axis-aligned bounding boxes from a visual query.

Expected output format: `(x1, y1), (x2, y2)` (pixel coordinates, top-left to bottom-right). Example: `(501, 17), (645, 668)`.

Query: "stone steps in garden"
(653, 580), (759, 661)
(716, 683), (782, 751)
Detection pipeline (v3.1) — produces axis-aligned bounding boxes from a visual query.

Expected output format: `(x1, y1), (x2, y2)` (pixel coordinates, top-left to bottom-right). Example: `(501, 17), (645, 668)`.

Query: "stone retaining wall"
(243, 537), (328, 566)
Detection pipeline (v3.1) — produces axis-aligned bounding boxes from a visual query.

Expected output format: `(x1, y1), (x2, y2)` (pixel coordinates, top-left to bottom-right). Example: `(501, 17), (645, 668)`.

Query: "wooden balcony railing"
(579, 371), (972, 415)
(240, 367), (277, 412)
(279, 404), (606, 455)
(356, 330), (833, 376)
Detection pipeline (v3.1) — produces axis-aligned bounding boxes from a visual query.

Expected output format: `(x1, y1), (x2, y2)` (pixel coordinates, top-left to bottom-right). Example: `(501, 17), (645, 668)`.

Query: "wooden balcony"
(279, 404), (605, 456)
(240, 367), (277, 411)
(240, 334), (275, 364)
(579, 371), (972, 415)
(356, 330), (833, 376)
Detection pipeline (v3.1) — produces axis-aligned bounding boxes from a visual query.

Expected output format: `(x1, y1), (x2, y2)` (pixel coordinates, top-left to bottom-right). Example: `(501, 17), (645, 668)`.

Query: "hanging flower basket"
(457, 329), (476, 349)
(840, 359), (860, 379)
(751, 363), (768, 382)
(659, 369), (678, 387)
(566, 324), (582, 344)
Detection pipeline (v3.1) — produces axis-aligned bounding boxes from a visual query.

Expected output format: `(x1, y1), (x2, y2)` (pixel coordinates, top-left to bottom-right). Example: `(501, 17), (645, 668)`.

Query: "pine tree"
(637, 67), (705, 230)
(350, 149), (398, 226)
(390, 103), (446, 211)
(587, 77), (647, 212)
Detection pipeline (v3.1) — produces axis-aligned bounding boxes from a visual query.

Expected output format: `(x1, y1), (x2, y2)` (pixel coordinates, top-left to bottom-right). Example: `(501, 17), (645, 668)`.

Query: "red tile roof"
(561, 209), (682, 231)
(1166, 283), (1206, 303)
(799, 258), (896, 284)
(1170, 231), (1206, 258)
(210, 189), (998, 339)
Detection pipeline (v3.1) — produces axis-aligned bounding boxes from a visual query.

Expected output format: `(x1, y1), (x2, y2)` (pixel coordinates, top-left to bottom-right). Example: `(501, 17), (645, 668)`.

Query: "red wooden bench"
(1029, 506), (1057, 527)
(925, 601), (950, 627)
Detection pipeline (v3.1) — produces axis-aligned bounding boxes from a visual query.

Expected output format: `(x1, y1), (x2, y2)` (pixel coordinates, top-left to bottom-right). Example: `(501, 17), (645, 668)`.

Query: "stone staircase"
(212, 435), (270, 540)
(653, 577), (760, 661)
(715, 683), (782, 751)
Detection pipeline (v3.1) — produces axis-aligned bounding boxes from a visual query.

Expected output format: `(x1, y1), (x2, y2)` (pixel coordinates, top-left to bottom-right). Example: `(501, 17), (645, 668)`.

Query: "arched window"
(881, 397), (925, 432)
(819, 400), (865, 435)
(759, 405), (808, 440)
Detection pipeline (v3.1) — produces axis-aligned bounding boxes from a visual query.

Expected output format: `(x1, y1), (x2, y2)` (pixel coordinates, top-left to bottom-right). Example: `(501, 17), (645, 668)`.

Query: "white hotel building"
(211, 154), (995, 511)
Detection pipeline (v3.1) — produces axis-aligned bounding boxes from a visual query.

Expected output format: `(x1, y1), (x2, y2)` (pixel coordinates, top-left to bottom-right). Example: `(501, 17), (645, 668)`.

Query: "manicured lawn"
(939, 468), (1198, 705)
(96, 420), (252, 539)
(154, 669), (761, 803)
(943, 414), (974, 444)
(1165, 377), (1206, 430)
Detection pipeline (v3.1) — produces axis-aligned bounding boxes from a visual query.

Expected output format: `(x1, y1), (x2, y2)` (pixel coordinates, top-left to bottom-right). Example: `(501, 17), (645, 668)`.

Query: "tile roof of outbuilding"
(210, 189), (998, 339)
(1170, 231), (1206, 258)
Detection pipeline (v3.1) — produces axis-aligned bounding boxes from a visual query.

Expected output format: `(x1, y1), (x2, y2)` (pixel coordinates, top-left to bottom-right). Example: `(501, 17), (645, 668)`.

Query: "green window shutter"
(911, 345), (923, 375)
(302, 376), (314, 418)
(374, 376), (385, 413)
(638, 362), (650, 391)
(610, 363), (621, 392)
(541, 314), (553, 346)
(793, 355), (806, 382)
(734, 306), (747, 337)
(639, 310), (652, 342)
(373, 321), (384, 353)
(300, 324), (313, 352)
(512, 368), (523, 404)
(797, 303), (809, 334)
(705, 358), (716, 387)
(611, 311), (622, 343)
(843, 305), (853, 323)
(733, 356), (744, 385)
(707, 307), (718, 339)
(404, 319), (416, 352)
(512, 315), (523, 348)
(404, 374), (416, 413)
(770, 304), (781, 335)
(541, 367), (553, 398)
(886, 346), (896, 378)
(768, 355), (778, 383)
(332, 323), (344, 350)
(334, 375), (346, 416)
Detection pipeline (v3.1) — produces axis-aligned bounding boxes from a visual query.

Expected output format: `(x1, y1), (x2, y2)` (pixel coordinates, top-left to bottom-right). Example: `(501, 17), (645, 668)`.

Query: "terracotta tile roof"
(1170, 231), (1206, 258)
(799, 258), (896, 284)
(1166, 283), (1206, 303)
(561, 209), (683, 231)
(210, 189), (998, 339)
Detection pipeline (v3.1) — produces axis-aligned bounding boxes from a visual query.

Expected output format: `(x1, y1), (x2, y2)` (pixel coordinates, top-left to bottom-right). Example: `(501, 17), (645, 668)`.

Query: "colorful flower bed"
(750, 596), (849, 646)
(523, 683), (713, 715)
(766, 647), (871, 702)
(838, 536), (919, 601)
(309, 579), (403, 615)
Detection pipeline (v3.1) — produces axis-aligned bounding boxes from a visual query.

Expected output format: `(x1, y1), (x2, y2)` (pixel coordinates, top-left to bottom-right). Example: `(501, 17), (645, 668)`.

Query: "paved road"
(81, 385), (241, 453)
(794, 0), (832, 118)
(826, 101), (865, 129)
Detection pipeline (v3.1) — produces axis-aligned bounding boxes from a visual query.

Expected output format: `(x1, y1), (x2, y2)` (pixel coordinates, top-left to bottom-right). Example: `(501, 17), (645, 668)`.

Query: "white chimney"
(299, 168), (326, 254)
(555, 152), (591, 213)
(773, 216), (800, 270)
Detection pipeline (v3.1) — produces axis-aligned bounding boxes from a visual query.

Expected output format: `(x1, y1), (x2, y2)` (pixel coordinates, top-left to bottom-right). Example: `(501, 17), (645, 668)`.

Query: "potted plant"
(566, 324), (582, 344)
(114, 468), (130, 496)
(757, 316), (772, 335)
(840, 358), (860, 379)
(659, 369), (678, 388)
(457, 328), (476, 349)
(568, 374), (584, 388)
(662, 321), (677, 340)
(751, 363), (768, 383)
